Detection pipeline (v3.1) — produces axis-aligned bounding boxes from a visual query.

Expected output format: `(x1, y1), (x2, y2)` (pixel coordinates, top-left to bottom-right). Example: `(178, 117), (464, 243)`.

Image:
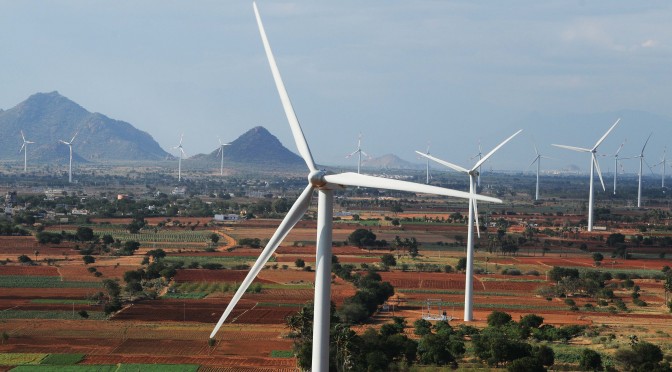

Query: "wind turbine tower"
(416, 129), (521, 322)
(529, 144), (550, 201)
(634, 133), (652, 208)
(209, 4), (503, 371)
(217, 137), (230, 176)
(58, 131), (79, 183)
(605, 140), (626, 195)
(471, 141), (483, 187)
(654, 147), (667, 188)
(552, 118), (620, 231)
(19, 130), (35, 172)
(173, 134), (186, 182)
(345, 133), (369, 174)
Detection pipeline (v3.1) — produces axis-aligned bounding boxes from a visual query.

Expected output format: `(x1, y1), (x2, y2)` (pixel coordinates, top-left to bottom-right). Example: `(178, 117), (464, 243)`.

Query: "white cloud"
(641, 39), (658, 48)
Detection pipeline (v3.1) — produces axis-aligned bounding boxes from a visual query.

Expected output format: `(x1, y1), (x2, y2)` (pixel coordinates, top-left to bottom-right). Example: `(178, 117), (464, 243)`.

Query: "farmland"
(1, 178), (672, 371)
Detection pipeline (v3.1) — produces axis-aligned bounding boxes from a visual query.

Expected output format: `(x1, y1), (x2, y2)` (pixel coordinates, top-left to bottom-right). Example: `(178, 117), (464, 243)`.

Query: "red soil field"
(0, 265), (59, 276)
(174, 269), (275, 283)
(0, 287), (97, 299)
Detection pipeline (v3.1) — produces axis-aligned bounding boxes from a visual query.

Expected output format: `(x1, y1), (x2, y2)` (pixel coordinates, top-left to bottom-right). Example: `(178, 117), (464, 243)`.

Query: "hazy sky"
(1, 1), (671, 172)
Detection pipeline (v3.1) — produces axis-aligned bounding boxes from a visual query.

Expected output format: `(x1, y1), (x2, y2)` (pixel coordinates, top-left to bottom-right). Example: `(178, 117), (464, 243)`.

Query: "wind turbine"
(552, 118), (620, 231)
(345, 133), (369, 174)
(217, 137), (230, 176)
(632, 133), (653, 208)
(471, 141), (483, 187)
(58, 130), (79, 183)
(416, 129), (521, 322)
(528, 144), (551, 201)
(19, 130), (35, 172)
(602, 139), (627, 195)
(173, 134), (186, 181)
(420, 142), (431, 184)
(209, 4), (503, 371)
(654, 147), (667, 188)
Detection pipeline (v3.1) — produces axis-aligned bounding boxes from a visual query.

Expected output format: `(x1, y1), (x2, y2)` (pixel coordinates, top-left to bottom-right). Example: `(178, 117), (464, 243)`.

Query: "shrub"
(579, 349), (603, 371)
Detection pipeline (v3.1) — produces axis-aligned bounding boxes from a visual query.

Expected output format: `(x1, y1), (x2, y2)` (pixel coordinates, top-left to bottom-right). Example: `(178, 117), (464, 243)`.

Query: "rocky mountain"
(191, 126), (304, 169)
(361, 153), (421, 170)
(0, 92), (170, 162)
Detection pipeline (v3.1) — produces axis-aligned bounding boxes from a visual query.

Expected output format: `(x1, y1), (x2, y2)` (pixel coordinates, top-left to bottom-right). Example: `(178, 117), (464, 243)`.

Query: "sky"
(1, 1), (671, 173)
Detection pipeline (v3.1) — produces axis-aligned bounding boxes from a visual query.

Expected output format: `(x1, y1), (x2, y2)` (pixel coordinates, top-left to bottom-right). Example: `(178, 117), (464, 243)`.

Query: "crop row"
(165, 256), (262, 266)
(397, 288), (515, 297)
(0, 276), (101, 288)
(406, 300), (566, 311)
(60, 229), (213, 243)
(0, 310), (107, 320)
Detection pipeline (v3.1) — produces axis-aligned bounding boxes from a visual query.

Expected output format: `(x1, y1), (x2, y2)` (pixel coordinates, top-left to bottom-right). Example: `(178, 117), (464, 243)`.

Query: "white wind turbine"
(416, 129), (521, 322)
(632, 133), (653, 208)
(217, 137), (230, 176)
(173, 134), (186, 181)
(528, 144), (551, 201)
(58, 130), (79, 183)
(19, 130), (35, 172)
(471, 141), (483, 187)
(603, 139), (627, 195)
(552, 118), (620, 231)
(420, 142), (431, 184)
(209, 4), (503, 371)
(653, 147), (667, 188)
(345, 133), (369, 174)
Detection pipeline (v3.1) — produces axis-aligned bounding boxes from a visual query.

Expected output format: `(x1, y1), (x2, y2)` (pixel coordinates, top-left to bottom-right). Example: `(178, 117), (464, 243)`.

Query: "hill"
(190, 126), (304, 169)
(0, 91), (170, 162)
(361, 153), (421, 170)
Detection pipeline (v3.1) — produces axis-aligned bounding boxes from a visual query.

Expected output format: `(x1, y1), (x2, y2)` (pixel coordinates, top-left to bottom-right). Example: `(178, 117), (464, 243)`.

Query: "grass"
(257, 302), (305, 308)
(270, 350), (294, 358)
(162, 292), (208, 299)
(0, 310), (107, 320)
(11, 367), (115, 372)
(165, 256), (263, 267)
(59, 229), (214, 243)
(406, 300), (565, 311)
(30, 299), (92, 305)
(0, 353), (46, 365)
(39, 354), (85, 365)
(0, 276), (101, 289)
(479, 277), (547, 283)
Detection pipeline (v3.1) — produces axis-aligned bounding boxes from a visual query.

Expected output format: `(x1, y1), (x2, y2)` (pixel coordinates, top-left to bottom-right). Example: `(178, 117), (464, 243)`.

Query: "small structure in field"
(422, 298), (451, 321)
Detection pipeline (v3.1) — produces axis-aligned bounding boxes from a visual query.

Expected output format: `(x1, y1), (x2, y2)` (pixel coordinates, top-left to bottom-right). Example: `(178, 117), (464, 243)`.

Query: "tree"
(487, 311), (512, 327)
(579, 349), (603, 371)
(592, 252), (604, 264)
(381, 254), (396, 267)
(519, 314), (544, 329)
(209, 233), (220, 245)
(294, 258), (305, 268)
(414, 319), (432, 336)
(102, 234), (115, 245)
(18, 255), (32, 264)
(507, 356), (545, 372)
(348, 229), (376, 247)
(78, 310), (89, 319)
(82, 255), (95, 265)
(75, 226), (95, 241)
(456, 257), (467, 272)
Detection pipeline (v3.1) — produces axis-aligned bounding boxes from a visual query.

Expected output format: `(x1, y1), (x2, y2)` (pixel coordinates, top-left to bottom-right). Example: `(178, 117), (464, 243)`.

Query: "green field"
(30, 299), (92, 305)
(0, 310), (107, 320)
(0, 276), (101, 289)
(165, 255), (266, 267)
(39, 354), (85, 365)
(0, 353), (46, 366)
(60, 229), (214, 244)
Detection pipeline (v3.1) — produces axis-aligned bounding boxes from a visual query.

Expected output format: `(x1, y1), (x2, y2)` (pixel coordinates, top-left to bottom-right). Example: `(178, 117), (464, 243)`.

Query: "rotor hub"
(308, 170), (328, 188)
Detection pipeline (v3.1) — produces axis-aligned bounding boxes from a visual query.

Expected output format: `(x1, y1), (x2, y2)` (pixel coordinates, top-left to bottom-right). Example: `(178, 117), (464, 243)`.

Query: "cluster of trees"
(122, 249), (181, 298)
(393, 236), (419, 257)
(334, 269), (394, 324)
(347, 229), (388, 249)
(0, 220), (29, 236)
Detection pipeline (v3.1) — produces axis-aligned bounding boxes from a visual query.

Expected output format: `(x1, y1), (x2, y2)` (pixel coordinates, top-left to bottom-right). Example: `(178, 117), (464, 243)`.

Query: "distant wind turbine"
(19, 130), (35, 172)
(552, 118), (620, 231)
(420, 142), (431, 184)
(528, 144), (551, 201)
(173, 134), (187, 182)
(653, 147), (667, 188)
(416, 129), (521, 322)
(58, 130), (79, 183)
(603, 139), (627, 195)
(632, 133), (653, 208)
(345, 133), (369, 174)
(471, 141), (483, 187)
(217, 137), (230, 176)
(209, 4), (503, 371)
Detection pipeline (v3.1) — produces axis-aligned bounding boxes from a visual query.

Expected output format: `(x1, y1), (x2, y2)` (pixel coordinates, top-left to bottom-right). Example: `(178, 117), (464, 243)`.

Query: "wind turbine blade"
(615, 140), (626, 156)
(644, 159), (655, 175)
(473, 198), (480, 238)
(552, 144), (591, 153)
(528, 156), (539, 169)
(345, 150), (358, 158)
(415, 151), (469, 173)
(360, 150), (369, 158)
(59, 140), (69, 145)
(641, 132), (652, 155)
(253, 2), (316, 172)
(592, 118), (620, 150)
(21, 130), (26, 142)
(19, 143), (25, 153)
(210, 184), (314, 338)
(473, 130), (523, 171)
(593, 154), (606, 192)
(179, 134), (184, 146)
(533, 143), (539, 156)
(323, 172), (502, 203)
(70, 131), (79, 144)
